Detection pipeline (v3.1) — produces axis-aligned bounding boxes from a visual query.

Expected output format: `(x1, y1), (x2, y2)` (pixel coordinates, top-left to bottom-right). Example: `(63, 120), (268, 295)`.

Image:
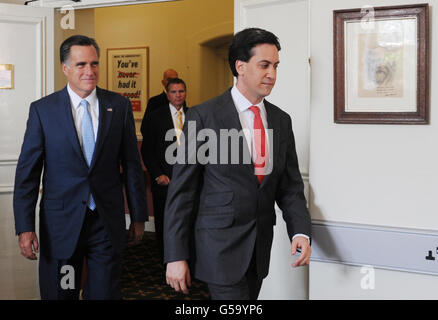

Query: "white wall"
(309, 0), (438, 299)
(236, 0), (438, 300)
(0, 3), (53, 299)
(310, 0), (438, 230)
(235, 0), (311, 300)
(310, 261), (438, 300)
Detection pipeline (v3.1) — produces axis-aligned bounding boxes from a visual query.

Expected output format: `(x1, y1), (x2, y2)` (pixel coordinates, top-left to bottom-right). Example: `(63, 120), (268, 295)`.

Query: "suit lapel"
(89, 87), (113, 171)
(260, 99), (279, 188)
(217, 89), (242, 132)
(217, 90), (258, 184)
(58, 87), (87, 164)
(165, 106), (175, 131)
(165, 106), (177, 144)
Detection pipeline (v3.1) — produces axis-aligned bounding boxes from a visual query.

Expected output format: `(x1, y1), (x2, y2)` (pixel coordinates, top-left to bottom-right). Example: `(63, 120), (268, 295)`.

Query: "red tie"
(249, 105), (268, 184)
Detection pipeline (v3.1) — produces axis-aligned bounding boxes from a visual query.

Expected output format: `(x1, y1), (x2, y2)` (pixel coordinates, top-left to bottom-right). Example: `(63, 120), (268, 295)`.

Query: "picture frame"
(0, 64), (14, 89)
(333, 4), (429, 124)
(107, 47), (149, 120)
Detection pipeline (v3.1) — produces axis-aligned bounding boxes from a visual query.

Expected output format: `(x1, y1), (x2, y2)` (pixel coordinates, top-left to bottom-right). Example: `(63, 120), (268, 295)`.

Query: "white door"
(0, 2), (53, 299)
(235, 0), (310, 299)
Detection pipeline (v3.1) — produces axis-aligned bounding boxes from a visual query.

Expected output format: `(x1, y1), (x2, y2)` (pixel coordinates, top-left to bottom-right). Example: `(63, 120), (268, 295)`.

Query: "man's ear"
(235, 60), (245, 77)
(62, 63), (69, 76)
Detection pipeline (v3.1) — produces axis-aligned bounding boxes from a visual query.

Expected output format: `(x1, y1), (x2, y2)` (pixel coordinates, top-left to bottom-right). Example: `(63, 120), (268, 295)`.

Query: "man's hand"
(128, 221), (145, 245)
(18, 232), (39, 260)
(156, 175), (170, 186)
(291, 236), (311, 267)
(166, 260), (191, 294)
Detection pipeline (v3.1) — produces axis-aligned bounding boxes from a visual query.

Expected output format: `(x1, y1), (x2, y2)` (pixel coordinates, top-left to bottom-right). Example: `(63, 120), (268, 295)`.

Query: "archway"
(199, 34), (234, 103)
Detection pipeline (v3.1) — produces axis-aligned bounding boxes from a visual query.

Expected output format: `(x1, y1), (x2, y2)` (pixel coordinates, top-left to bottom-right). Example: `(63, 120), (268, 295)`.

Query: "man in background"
(140, 68), (184, 131)
(141, 78), (188, 264)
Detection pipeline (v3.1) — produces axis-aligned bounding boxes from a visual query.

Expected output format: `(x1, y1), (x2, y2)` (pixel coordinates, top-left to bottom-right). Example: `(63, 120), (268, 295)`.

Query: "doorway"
(199, 34), (234, 103)
(0, 2), (54, 299)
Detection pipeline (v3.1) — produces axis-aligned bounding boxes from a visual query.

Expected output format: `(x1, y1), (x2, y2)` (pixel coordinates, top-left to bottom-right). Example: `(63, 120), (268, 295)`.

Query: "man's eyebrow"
(258, 59), (280, 64)
(75, 61), (99, 66)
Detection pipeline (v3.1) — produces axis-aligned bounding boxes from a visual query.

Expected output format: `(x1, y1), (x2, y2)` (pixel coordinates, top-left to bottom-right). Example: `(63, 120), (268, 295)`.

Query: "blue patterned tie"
(80, 99), (96, 210)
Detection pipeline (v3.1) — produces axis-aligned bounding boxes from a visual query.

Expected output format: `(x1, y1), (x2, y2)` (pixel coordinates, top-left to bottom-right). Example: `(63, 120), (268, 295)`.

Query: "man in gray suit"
(164, 28), (311, 300)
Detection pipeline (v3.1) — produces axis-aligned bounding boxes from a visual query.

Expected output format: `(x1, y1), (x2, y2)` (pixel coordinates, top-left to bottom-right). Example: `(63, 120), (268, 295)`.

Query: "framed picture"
(333, 4), (429, 124)
(107, 47), (149, 120)
(0, 64), (14, 89)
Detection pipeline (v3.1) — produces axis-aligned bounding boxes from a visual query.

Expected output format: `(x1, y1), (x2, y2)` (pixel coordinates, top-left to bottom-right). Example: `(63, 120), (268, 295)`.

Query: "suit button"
(82, 200), (87, 204)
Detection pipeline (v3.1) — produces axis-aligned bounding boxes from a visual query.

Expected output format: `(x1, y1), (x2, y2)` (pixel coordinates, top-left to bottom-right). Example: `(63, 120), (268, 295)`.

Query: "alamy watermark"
(163, 120), (273, 176)
(361, 5), (375, 30)
(60, 5), (75, 30)
(32, 1), (76, 30)
(60, 264), (75, 290)
(360, 265), (375, 290)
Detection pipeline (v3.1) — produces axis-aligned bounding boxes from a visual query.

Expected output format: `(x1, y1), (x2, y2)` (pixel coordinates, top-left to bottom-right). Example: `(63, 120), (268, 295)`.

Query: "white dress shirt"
(67, 84), (99, 148)
(169, 103), (185, 133)
(154, 104), (185, 182)
(230, 85), (270, 165)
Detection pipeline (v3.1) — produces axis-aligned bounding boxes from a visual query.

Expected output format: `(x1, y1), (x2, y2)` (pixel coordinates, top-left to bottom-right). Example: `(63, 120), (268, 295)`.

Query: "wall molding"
(310, 220), (438, 276)
(0, 159), (17, 193)
(0, 185), (14, 194)
(0, 158), (18, 166)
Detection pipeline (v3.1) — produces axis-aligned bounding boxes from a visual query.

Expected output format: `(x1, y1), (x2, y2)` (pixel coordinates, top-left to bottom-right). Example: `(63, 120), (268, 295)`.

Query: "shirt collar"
(67, 83), (98, 110)
(231, 85), (264, 113)
(169, 103), (184, 115)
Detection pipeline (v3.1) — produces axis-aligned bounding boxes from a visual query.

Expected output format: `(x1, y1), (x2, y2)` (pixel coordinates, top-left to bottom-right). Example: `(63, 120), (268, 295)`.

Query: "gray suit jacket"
(163, 89), (311, 285)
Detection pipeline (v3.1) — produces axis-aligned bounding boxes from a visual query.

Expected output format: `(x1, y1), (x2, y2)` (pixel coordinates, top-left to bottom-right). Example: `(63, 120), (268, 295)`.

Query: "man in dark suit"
(141, 78), (188, 264)
(164, 28), (311, 300)
(13, 35), (148, 300)
(140, 68), (180, 135)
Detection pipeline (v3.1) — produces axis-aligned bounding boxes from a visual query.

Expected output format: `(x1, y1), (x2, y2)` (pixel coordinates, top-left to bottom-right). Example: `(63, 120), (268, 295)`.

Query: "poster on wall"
(333, 4), (429, 124)
(107, 47), (149, 120)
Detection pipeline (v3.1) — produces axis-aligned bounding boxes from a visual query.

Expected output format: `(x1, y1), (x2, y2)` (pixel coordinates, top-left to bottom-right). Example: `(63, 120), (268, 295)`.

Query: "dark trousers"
(39, 209), (122, 300)
(151, 184), (168, 264)
(207, 249), (263, 300)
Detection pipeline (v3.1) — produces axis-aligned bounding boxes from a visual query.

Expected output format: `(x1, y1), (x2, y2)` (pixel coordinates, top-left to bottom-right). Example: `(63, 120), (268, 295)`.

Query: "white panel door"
(0, 3), (53, 299)
(235, 0), (310, 300)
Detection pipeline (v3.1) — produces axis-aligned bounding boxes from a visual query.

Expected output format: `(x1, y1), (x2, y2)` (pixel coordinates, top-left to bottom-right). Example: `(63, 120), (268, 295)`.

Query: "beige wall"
(53, 0), (233, 133)
(94, 0), (234, 118)
(54, 8), (95, 92)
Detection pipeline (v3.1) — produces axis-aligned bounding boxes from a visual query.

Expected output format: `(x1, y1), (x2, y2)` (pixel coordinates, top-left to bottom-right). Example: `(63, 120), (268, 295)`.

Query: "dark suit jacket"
(13, 86), (148, 260)
(141, 104), (188, 181)
(163, 89), (311, 285)
(140, 92), (168, 136)
(148, 91), (168, 114)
